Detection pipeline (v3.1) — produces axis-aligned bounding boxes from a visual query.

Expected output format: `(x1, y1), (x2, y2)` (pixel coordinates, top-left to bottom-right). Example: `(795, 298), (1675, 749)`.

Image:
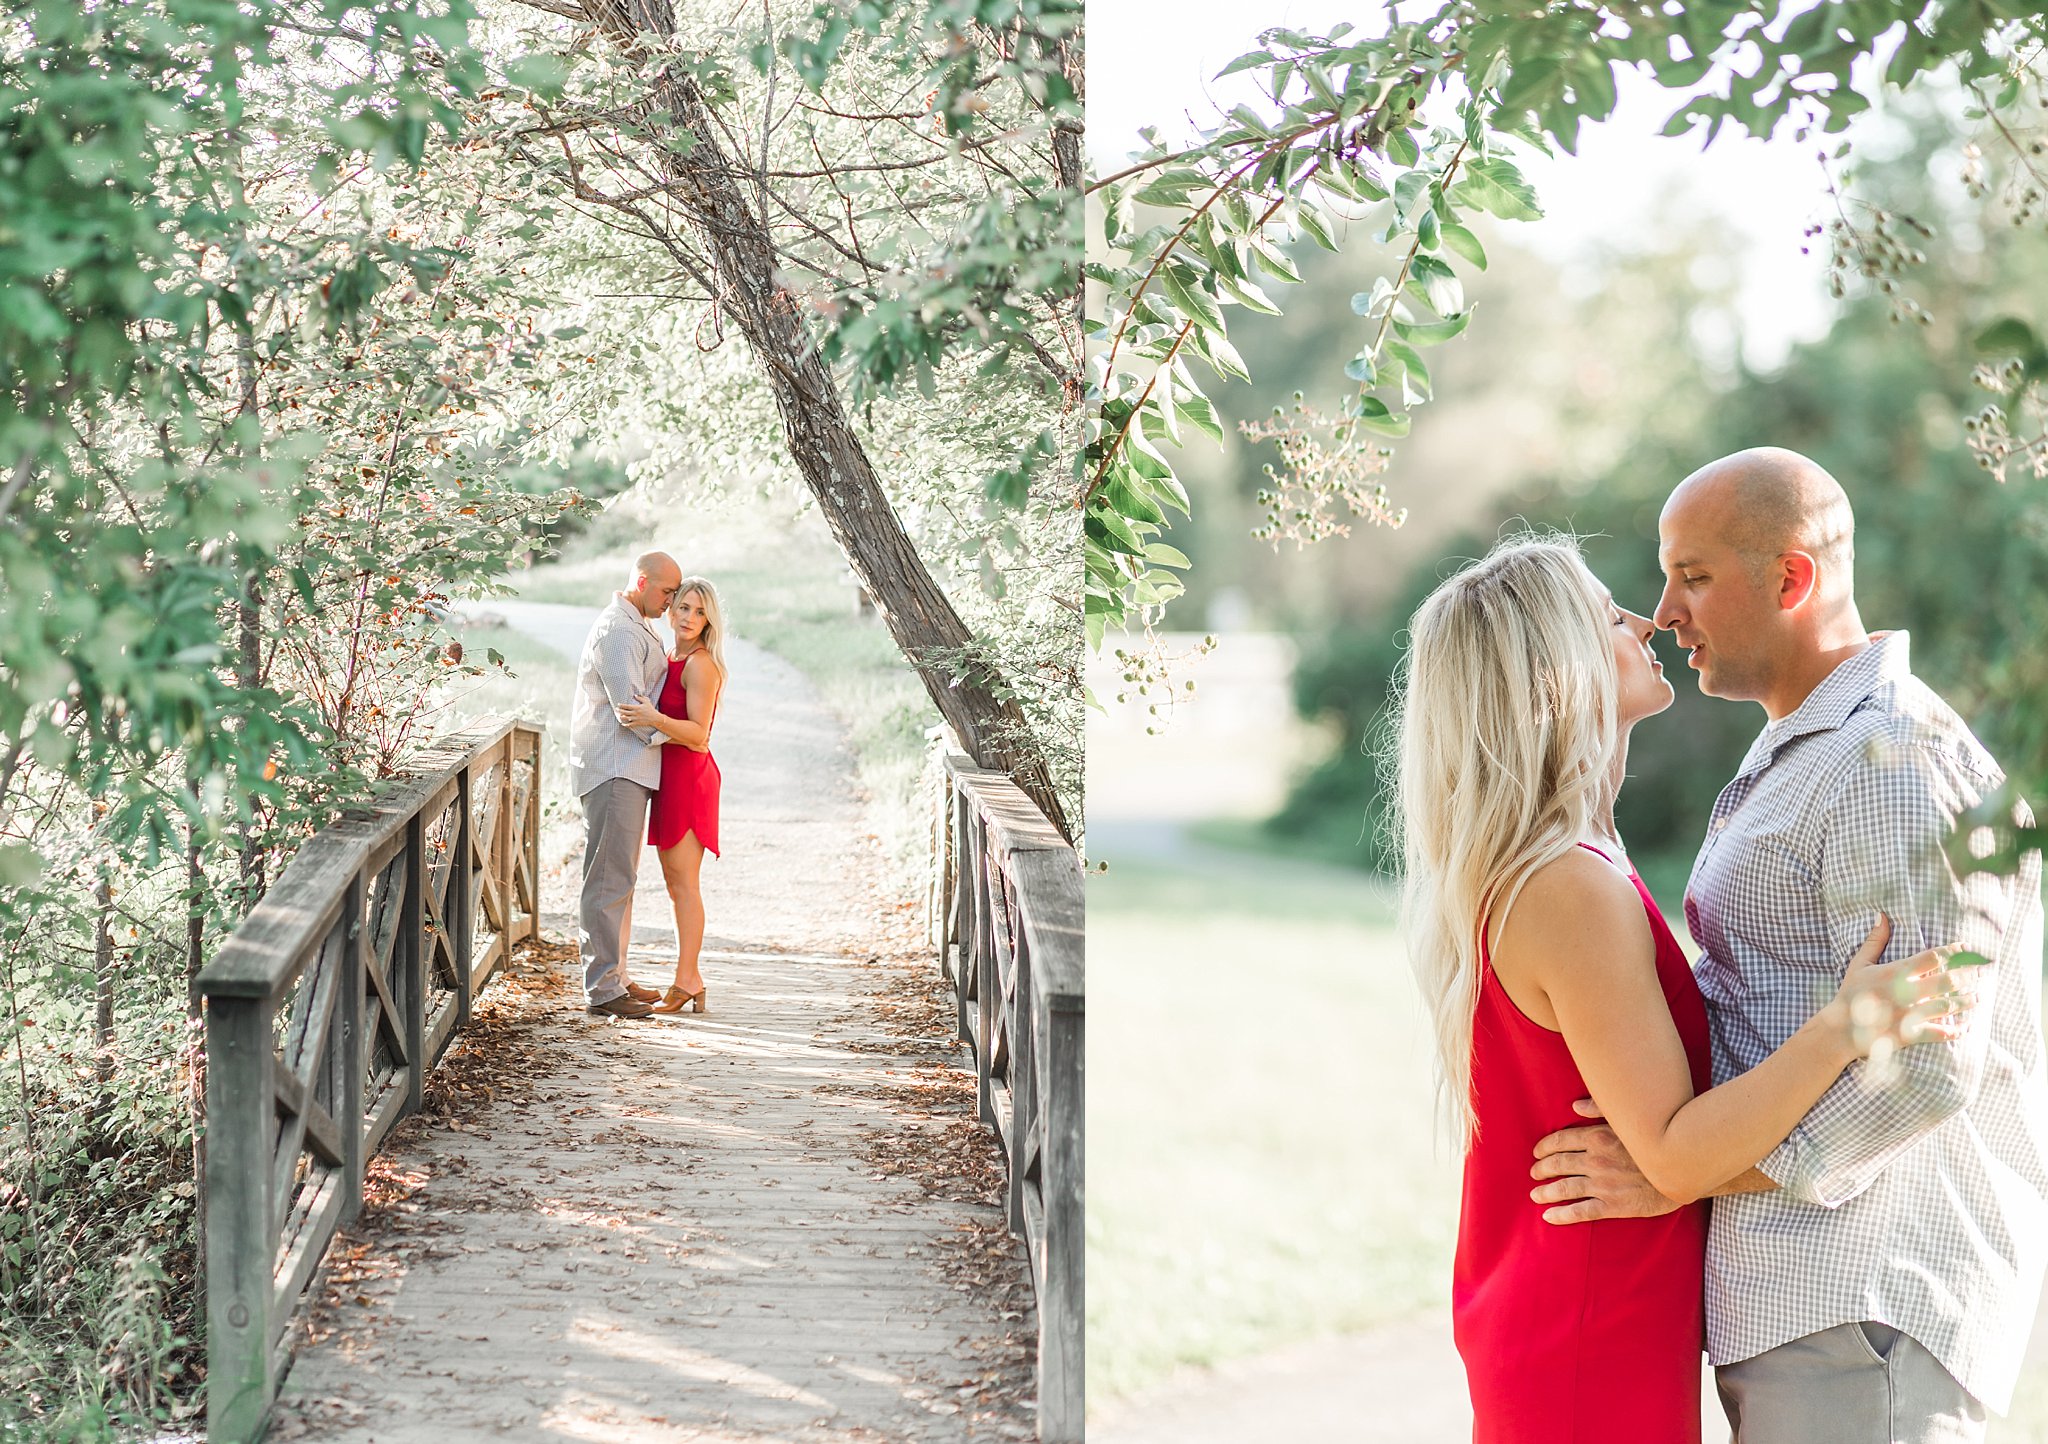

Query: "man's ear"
(1778, 551), (1818, 611)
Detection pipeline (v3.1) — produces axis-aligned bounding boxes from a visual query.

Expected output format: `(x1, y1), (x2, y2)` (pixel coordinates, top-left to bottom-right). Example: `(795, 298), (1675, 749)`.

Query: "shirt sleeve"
(1759, 731), (2008, 1207)
(594, 623), (662, 747)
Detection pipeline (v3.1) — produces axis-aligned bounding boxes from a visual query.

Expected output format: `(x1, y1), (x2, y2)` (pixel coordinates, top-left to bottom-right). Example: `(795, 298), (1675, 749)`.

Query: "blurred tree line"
(1197, 103), (2048, 905)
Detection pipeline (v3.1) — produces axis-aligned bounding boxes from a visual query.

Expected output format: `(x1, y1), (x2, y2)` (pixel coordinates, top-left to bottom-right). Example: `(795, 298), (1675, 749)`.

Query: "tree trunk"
(236, 566), (264, 905)
(93, 865), (115, 1103)
(185, 809), (208, 1280)
(235, 310), (269, 912)
(580, 0), (1072, 839)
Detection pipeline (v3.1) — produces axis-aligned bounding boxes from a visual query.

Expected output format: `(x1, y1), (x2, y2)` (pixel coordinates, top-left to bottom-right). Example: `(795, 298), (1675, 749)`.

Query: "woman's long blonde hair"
(671, 576), (730, 682)
(1386, 535), (1622, 1144)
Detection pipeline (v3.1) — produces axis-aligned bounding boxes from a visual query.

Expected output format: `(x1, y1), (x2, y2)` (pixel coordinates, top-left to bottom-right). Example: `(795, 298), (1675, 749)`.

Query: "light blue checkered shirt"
(568, 595), (666, 799)
(1686, 630), (2048, 1412)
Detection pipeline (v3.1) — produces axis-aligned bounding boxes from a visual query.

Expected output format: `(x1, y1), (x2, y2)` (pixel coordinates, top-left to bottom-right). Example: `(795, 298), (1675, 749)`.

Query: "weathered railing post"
(520, 728), (541, 945)
(198, 720), (541, 1442)
(400, 811), (426, 1116)
(452, 759), (475, 1028)
(952, 782), (978, 1043)
(498, 736), (515, 942)
(928, 740), (1085, 1444)
(336, 871), (366, 1224)
(203, 992), (275, 1444)
(1022, 848), (1085, 1444)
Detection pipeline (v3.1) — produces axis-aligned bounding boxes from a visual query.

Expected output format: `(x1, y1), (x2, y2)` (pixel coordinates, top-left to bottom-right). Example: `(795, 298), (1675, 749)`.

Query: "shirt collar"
(1733, 630), (1911, 779)
(610, 592), (656, 631)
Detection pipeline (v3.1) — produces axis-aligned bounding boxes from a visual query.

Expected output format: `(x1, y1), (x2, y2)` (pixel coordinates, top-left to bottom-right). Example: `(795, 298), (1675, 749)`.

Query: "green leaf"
(1407, 253), (1463, 316)
(1191, 326), (1252, 382)
(1661, 104), (1702, 139)
(1441, 221), (1488, 270)
(1974, 318), (2042, 356)
(1394, 310), (1473, 346)
(1457, 156), (1544, 221)
(1354, 395), (1411, 437)
(1498, 56), (1560, 111)
(1135, 168), (1212, 206)
(1086, 504), (1150, 557)
(1175, 393), (1225, 443)
(1385, 337), (1431, 400)
(1974, 317), (2048, 383)
(1393, 168), (1433, 220)
(1216, 48), (1281, 80)
(1158, 265), (1224, 333)
(1351, 276), (1395, 318)
(1251, 241), (1302, 283)
(1294, 204), (1340, 250)
(1217, 271), (1283, 316)
(504, 54), (572, 100)
(1145, 543), (1192, 569)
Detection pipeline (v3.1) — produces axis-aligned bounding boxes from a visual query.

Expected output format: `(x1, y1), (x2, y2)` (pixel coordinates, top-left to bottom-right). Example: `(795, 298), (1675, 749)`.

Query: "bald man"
(1529, 449), (2048, 1441)
(569, 551), (682, 1018)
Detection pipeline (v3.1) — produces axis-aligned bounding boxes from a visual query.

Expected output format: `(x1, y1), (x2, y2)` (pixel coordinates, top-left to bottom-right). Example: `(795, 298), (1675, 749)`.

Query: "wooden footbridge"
(194, 718), (1083, 1442)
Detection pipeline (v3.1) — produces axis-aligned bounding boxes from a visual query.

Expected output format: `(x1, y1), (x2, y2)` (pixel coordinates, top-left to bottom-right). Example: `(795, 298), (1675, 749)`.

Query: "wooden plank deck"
(270, 939), (1036, 1443)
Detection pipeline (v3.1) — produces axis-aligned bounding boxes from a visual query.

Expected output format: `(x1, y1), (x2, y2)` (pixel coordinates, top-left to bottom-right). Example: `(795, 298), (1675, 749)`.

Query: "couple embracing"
(1398, 448), (2048, 1442)
(567, 552), (726, 1020)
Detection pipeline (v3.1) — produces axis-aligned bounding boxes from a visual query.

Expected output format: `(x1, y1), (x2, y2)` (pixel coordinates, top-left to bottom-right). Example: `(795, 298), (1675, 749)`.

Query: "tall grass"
(1085, 842), (1461, 1403)
(0, 1009), (204, 1437)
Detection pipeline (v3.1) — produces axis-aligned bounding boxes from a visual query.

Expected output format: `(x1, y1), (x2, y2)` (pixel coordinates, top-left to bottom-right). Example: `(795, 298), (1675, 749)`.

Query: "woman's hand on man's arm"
(1530, 1100), (1777, 1224)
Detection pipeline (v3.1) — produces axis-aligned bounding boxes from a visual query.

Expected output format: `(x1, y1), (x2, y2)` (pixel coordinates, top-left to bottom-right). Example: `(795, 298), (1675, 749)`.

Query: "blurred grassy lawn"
(1085, 841), (1461, 1403)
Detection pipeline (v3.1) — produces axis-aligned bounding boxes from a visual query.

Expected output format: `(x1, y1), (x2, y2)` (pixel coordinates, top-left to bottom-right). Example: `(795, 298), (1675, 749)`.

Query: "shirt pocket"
(1724, 834), (1835, 978)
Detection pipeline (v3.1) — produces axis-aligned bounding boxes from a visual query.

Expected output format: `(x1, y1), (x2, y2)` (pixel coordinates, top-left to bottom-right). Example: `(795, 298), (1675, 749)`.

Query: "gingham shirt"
(567, 595), (666, 798)
(1686, 631), (2048, 1412)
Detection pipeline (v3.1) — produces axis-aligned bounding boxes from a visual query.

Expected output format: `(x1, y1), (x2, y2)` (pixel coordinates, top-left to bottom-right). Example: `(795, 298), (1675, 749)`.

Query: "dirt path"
(272, 602), (1035, 1442)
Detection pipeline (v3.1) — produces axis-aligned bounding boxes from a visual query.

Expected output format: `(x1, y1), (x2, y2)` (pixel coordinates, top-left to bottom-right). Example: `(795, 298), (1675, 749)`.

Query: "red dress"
(1453, 849), (1711, 1444)
(646, 656), (720, 855)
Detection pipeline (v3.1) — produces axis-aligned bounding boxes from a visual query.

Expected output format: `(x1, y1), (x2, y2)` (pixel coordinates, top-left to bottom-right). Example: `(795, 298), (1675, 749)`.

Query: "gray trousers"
(1717, 1322), (1987, 1444)
(578, 777), (651, 1005)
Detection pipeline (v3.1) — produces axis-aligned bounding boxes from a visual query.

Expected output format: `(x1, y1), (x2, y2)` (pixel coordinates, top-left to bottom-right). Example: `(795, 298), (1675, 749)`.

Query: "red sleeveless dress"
(1453, 849), (1710, 1444)
(646, 656), (720, 856)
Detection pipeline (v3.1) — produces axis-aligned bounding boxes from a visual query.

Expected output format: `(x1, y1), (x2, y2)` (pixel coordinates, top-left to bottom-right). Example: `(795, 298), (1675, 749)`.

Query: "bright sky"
(1086, 0), (1851, 367)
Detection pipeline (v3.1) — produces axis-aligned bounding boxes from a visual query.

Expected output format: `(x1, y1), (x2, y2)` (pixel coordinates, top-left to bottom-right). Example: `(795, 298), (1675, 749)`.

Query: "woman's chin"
(1623, 684), (1677, 726)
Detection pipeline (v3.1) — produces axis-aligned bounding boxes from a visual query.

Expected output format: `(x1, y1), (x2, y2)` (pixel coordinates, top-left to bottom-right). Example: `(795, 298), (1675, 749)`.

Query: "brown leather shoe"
(624, 981), (662, 1003)
(586, 994), (655, 1019)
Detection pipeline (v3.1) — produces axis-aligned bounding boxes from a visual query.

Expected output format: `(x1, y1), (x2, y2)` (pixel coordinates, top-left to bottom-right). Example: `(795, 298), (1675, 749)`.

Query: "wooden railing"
(929, 741), (1084, 1443)
(196, 719), (542, 1443)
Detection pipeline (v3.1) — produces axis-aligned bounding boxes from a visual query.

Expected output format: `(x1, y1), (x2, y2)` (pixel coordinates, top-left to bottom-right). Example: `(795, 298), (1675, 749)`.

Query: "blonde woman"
(1390, 537), (1962, 1443)
(619, 577), (725, 1014)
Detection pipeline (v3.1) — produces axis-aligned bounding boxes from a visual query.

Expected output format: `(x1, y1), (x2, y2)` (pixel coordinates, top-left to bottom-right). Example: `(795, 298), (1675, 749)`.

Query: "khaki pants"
(1717, 1322), (1987, 1444)
(577, 777), (651, 1005)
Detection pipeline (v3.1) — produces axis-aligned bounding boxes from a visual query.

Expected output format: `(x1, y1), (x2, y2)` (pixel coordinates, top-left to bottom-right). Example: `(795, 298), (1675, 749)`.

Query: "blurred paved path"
(1092, 1290), (2048, 1443)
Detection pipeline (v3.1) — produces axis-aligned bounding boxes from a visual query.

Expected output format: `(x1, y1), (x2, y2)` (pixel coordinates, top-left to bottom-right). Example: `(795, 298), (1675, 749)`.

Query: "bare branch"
(500, 0), (591, 21)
